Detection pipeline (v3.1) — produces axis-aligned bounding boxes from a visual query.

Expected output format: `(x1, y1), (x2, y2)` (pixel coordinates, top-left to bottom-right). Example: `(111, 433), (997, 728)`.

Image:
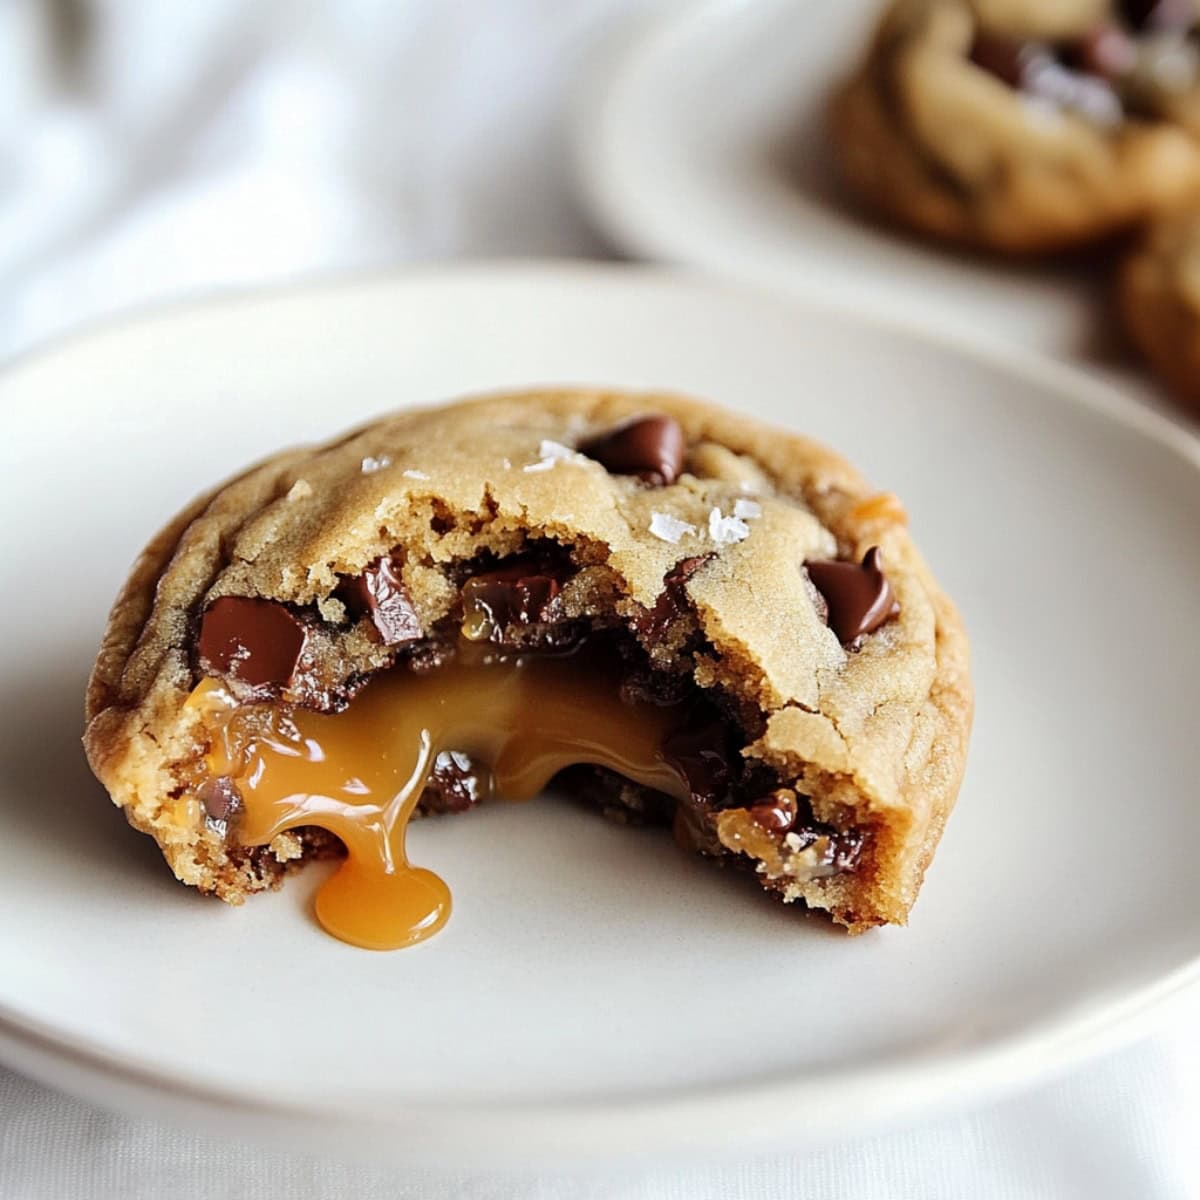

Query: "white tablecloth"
(2, 2), (1197, 1196)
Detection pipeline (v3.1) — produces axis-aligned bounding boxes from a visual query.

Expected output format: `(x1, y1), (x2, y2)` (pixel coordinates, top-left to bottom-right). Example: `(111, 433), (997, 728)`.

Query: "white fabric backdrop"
(1, 2), (1197, 1196)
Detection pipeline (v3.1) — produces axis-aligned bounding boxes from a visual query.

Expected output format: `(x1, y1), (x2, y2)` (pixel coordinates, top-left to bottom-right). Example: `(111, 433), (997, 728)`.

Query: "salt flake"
(649, 513), (696, 544)
(733, 498), (762, 520)
(523, 439), (576, 473)
(708, 507), (750, 546)
(361, 455), (391, 474)
(402, 468), (428, 480)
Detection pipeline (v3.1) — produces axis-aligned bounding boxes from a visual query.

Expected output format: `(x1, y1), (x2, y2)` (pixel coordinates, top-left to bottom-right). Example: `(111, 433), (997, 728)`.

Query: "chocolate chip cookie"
(1120, 207), (1200, 408)
(83, 390), (973, 949)
(832, 0), (1200, 254)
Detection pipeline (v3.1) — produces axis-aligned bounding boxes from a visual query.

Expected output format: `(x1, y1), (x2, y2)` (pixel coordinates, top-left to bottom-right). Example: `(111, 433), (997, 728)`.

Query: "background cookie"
(1120, 207), (1200, 408)
(832, 0), (1200, 254)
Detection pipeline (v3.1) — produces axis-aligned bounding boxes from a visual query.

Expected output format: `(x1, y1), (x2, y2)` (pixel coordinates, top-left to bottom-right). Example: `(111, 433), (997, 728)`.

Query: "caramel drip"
(189, 646), (692, 950)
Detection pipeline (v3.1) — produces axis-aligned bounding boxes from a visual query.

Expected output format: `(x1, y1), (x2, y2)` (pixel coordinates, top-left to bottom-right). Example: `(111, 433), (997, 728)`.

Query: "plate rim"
(2, 258), (1199, 1162)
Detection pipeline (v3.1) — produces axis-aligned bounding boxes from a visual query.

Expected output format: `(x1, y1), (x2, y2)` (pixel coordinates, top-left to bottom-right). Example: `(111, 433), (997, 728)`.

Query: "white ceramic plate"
(1, 263), (1198, 1167)
(575, 0), (1108, 358)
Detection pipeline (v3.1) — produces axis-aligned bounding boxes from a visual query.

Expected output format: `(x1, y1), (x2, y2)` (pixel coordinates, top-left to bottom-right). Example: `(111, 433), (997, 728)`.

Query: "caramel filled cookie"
(832, 0), (1200, 254)
(83, 390), (973, 949)
(1120, 207), (1200, 408)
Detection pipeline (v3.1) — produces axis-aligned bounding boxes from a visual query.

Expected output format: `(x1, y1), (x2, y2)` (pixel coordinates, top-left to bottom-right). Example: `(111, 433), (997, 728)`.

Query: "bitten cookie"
(83, 389), (973, 949)
(1120, 207), (1200, 408)
(832, 0), (1200, 254)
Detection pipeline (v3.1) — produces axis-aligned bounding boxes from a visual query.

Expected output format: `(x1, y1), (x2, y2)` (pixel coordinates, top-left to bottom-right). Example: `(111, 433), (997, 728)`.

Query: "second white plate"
(576, 0), (1105, 357)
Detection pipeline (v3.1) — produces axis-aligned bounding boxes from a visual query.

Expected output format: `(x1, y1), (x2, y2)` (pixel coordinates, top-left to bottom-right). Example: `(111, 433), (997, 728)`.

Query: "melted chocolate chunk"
(578, 415), (685, 486)
(464, 573), (560, 627)
(636, 554), (711, 641)
(792, 821), (866, 876)
(663, 716), (734, 806)
(747, 790), (798, 835)
(672, 800), (724, 856)
(460, 557), (571, 649)
(740, 788), (866, 875)
(618, 659), (695, 708)
(198, 776), (242, 822)
(197, 596), (308, 690)
(338, 556), (422, 646)
(805, 546), (899, 644)
(420, 751), (487, 815)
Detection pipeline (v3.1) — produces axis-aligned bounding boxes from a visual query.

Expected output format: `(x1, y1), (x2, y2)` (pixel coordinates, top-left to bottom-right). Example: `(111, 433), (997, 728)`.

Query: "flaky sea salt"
(707, 507), (750, 546)
(649, 512), (696, 544)
(361, 455), (391, 474)
(733, 498), (762, 520)
(402, 468), (428, 480)
(523, 439), (576, 473)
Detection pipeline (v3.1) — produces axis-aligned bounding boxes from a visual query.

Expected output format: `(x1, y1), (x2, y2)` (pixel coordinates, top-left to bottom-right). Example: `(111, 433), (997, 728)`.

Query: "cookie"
(831, 0), (1200, 254)
(83, 389), (973, 949)
(1120, 207), (1200, 408)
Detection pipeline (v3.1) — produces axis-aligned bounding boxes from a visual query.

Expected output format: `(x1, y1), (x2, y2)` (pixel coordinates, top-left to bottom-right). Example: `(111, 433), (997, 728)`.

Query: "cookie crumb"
(287, 479), (313, 501)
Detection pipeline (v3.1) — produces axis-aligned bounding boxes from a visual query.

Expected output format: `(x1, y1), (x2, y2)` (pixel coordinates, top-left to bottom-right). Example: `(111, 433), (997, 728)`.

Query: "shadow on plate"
(0, 649), (167, 882)
(527, 790), (853, 944)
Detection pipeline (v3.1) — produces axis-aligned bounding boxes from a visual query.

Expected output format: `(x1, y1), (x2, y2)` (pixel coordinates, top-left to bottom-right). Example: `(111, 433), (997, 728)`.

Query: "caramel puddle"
(189, 645), (692, 950)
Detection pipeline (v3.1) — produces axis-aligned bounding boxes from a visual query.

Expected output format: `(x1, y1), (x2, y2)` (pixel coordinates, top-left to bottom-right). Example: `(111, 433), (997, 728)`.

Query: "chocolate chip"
(618, 659), (695, 707)
(339, 555), (422, 646)
(198, 776), (242, 822)
(462, 568), (562, 629)
(197, 596), (308, 689)
(578, 415), (685, 486)
(636, 554), (711, 640)
(805, 546), (900, 644)
(747, 790), (798, 835)
(792, 821), (867, 876)
(420, 751), (488, 815)
(671, 800), (724, 856)
(663, 716), (734, 805)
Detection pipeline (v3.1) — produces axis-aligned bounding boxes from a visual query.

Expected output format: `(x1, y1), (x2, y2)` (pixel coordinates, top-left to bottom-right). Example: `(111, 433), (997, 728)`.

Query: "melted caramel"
(189, 645), (692, 950)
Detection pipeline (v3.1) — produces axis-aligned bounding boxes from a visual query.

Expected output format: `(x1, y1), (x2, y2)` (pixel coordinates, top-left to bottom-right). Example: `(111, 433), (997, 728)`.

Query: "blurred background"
(0, 0), (653, 359)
